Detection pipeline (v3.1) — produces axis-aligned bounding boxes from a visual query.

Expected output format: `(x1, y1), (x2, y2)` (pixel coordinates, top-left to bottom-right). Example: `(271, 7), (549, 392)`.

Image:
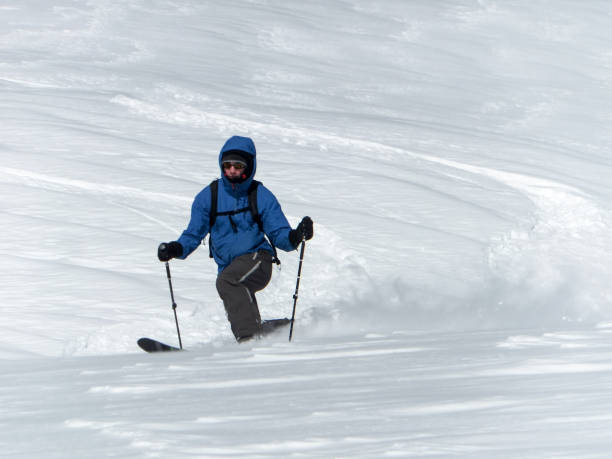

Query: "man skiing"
(157, 135), (313, 342)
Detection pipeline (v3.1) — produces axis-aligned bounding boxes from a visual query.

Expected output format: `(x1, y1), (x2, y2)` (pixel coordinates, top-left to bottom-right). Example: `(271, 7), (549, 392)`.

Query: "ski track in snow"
(0, 166), (189, 206)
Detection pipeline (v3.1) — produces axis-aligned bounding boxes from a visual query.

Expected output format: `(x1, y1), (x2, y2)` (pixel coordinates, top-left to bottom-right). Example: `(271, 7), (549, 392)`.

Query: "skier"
(157, 135), (313, 342)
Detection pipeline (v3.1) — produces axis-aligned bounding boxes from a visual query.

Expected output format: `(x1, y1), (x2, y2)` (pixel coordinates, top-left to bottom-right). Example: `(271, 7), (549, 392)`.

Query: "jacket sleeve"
(177, 187), (211, 259)
(258, 185), (295, 252)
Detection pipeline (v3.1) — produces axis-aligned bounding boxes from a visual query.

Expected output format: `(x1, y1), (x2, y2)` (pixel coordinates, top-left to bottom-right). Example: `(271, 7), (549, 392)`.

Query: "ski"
(137, 337), (182, 353)
(139, 318), (290, 351)
(261, 318), (291, 336)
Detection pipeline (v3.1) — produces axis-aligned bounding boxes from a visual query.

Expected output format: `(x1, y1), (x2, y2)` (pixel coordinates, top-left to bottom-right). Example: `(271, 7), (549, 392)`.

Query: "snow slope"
(2, 0), (612, 456)
(4, 329), (612, 458)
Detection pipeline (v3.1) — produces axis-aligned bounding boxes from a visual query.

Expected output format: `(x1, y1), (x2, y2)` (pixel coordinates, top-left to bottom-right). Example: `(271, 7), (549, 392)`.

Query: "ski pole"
(164, 261), (183, 350)
(289, 240), (306, 342)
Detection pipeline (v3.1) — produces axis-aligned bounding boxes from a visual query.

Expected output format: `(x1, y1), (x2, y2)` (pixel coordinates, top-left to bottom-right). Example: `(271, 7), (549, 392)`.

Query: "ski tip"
(137, 337), (181, 353)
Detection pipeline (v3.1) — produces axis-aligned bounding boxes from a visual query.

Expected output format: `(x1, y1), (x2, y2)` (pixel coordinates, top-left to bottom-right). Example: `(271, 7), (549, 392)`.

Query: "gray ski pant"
(216, 250), (273, 340)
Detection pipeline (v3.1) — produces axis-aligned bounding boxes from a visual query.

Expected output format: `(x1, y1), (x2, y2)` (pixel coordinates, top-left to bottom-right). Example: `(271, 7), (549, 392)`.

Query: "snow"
(2, 0), (612, 456)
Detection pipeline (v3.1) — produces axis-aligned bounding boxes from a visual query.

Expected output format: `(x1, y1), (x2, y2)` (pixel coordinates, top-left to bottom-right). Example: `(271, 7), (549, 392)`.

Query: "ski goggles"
(222, 161), (247, 170)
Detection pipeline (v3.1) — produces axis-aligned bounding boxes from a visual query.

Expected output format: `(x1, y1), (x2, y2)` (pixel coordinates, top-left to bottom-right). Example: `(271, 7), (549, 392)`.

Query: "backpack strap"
(247, 180), (261, 230)
(208, 179), (219, 259)
(248, 181), (280, 265)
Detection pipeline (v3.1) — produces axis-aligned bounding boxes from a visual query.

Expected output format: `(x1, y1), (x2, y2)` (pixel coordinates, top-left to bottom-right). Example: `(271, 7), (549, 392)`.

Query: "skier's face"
(223, 161), (246, 180)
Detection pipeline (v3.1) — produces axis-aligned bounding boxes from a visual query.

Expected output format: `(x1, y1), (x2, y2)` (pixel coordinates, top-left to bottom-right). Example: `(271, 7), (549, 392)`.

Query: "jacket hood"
(218, 136), (257, 193)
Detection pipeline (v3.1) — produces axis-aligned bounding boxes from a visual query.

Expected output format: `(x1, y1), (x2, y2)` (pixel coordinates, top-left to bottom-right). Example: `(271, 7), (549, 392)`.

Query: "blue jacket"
(177, 136), (295, 272)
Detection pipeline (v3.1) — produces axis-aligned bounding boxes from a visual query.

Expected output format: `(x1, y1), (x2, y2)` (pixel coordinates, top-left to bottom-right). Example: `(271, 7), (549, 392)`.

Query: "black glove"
(158, 241), (183, 262)
(289, 216), (314, 247)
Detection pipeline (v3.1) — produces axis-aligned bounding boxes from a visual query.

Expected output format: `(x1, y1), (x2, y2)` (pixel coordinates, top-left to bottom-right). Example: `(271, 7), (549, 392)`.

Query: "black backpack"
(208, 179), (280, 264)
